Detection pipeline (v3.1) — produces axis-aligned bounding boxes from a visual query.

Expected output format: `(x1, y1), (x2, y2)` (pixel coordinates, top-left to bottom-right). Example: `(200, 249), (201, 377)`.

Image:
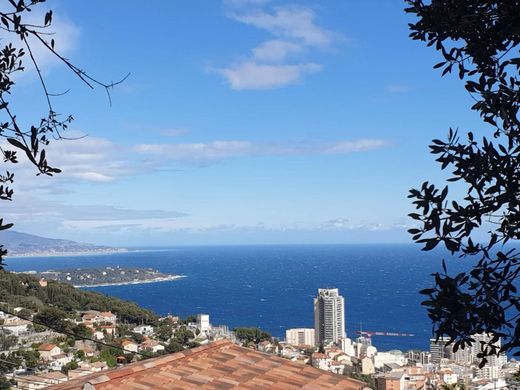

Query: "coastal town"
(0, 284), (518, 389)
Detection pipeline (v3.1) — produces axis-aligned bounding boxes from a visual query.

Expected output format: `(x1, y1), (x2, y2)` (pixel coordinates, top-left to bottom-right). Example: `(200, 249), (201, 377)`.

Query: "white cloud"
(252, 39), (303, 63)
(135, 138), (390, 163)
(325, 139), (391, 154)
(228, 5), (336, 47)
(213, 61), (322, 90)
(213, 1), (341, 90)
(134, 140), (258, 162)
(0, 133), (139, 196)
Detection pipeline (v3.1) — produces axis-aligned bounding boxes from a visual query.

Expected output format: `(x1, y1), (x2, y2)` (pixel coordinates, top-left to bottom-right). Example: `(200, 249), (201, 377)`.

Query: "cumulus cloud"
(252, 39), (303, 62)
(227, 5), (336, 47)
(212, 1), (341, 90)
(213, 61), (322, 90)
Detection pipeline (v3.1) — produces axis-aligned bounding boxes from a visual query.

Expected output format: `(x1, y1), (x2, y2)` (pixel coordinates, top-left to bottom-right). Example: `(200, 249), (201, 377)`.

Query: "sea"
(5, 244), (468, 353)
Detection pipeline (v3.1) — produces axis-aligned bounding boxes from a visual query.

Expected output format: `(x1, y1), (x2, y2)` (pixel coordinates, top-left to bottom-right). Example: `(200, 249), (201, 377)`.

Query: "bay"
(5, 244), (465, 352)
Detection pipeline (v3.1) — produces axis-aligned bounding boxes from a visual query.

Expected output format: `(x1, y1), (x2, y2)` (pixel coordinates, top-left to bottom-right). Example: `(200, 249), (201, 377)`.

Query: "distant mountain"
(0, 230), (124, 256)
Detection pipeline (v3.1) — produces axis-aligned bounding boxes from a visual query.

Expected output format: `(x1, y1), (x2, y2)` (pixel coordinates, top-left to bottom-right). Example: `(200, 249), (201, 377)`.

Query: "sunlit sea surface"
(6, 244), (466, 352)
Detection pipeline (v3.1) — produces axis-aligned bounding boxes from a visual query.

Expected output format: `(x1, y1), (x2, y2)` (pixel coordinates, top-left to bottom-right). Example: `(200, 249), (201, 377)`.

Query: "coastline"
(74, 275), (186, 288)
(6, 248), (131, 259)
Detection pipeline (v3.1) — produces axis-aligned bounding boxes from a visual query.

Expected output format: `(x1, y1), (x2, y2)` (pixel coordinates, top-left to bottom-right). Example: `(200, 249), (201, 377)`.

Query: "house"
(38, 343), (62, 360)
(100, 324), (116, 337)
(92, 331), (104, 340)
(312, 352), (330, 370)
(47, 340), (365, 390)
(79, 361), (108, 373)
(99, 311), (117, 324)
(49, 353), (73, 371)
(121, 340), (139, 353)
(139, 339), (164, 353)
(74, 340), (97, 357)
(15, 372), (67, 389)
(1, 318), (29, 336)
(81, 311), (117, 329)
(133, 325), (154, 336)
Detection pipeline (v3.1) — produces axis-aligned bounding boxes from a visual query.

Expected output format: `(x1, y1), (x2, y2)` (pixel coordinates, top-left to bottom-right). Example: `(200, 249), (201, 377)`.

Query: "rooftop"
(39, 343), (58, 351)
(49, 340), (364, 389)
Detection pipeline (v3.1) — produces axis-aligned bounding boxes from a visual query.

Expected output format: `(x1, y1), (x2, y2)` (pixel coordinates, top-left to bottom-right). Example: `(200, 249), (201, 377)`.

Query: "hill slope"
(0, 230), (122, 256)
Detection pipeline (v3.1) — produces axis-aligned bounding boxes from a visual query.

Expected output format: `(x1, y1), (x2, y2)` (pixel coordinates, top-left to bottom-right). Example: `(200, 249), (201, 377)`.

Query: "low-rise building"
(139, 339), (165, 353)
(38, 343), (61, 360)
(133, 325), (154, 336)
(121, 340), (139, 353)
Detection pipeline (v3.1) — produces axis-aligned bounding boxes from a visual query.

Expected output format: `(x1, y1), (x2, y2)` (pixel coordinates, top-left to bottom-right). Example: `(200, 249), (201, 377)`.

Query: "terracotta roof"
(39, 343), (58, 351)
(48, 340), (364, 389)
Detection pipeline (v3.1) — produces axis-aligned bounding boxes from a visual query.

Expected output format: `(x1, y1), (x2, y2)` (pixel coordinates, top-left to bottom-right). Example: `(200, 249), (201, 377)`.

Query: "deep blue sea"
(5, 244), (467, 352)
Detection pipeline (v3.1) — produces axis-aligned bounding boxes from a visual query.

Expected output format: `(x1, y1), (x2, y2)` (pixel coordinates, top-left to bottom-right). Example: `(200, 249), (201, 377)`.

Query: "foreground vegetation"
(0, 271), (158, 327)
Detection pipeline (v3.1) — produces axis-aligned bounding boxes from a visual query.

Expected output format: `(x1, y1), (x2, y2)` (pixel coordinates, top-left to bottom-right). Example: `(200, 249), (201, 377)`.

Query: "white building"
(285, 328), (315, 346)
(197, 314), (210, 333)
(133, 325), (154, 336)
(373, 351), (407, 369)
(38, 344), (62, 360)
(341, 338), (356, 356)
(472, 333), (507, 380)
(429, 336), (451, 364)
(314, 288), (345, 345)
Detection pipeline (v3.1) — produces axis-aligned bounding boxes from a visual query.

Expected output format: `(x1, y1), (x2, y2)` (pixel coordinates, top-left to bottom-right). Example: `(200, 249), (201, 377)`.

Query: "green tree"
(0, 375), (10, 390)
(0, 1), (124, 266)
(234, 327), (271, 344)
(165, 341), (184, 354)
(406, 0), (520, 362)
(61, 360), (78, 374)
(174, 327), (194, 345)
(156, 325), (173, 342)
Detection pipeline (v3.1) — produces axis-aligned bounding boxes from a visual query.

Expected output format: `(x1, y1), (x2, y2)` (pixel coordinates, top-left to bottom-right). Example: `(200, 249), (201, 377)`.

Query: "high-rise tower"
(314, 288), (345, 345)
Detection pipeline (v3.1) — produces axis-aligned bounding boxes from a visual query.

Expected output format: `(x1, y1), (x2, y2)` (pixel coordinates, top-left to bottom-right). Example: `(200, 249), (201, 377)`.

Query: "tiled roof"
(39, 343), (58, 351)
(49, 340), (364, 389)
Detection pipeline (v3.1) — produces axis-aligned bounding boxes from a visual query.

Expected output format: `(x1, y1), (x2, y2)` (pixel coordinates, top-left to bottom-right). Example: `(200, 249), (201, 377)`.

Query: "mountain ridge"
(0, 230), (122, 256)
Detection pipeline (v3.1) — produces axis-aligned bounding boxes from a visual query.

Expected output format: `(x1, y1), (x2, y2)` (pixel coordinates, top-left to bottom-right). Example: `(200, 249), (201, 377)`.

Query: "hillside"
(0, 270), (158, 326)
(0, 230), (123, 256)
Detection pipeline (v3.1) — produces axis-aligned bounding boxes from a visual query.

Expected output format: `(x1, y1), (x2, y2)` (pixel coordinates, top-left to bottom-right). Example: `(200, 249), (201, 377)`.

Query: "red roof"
(38, 343), (58, 351)
(48, 340), (363, 389)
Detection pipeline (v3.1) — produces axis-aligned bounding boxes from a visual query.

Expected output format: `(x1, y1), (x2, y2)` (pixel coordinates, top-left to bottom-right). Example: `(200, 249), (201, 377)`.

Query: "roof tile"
(49, 340), (363, 390)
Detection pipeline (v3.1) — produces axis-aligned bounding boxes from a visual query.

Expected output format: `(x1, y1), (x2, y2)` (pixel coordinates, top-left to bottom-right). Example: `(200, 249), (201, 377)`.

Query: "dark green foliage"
(406, 0), (520, 361)
(156, 324), (173, 342)
(0, 334), (17, 350)
(233, 327), (272, 344)
(173, 326), (194, 345)
(99, 347), (119, 367)
(165, 341), (184, 353)
(0, 271), (158, 326)
(61, 360), (78, 374)
(0, 376), (10, 390)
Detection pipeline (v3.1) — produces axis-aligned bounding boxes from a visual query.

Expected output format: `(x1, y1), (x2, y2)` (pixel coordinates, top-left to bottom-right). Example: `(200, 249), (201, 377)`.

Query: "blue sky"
(4, 0), (486, 246)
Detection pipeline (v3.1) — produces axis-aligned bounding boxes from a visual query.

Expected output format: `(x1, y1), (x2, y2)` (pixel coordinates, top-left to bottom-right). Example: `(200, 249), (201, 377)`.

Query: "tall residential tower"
(314, 288), (345, 345)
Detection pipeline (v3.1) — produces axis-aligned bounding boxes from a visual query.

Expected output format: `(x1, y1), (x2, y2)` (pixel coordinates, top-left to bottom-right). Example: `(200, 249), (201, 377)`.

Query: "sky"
(2, 0), (488, 246)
